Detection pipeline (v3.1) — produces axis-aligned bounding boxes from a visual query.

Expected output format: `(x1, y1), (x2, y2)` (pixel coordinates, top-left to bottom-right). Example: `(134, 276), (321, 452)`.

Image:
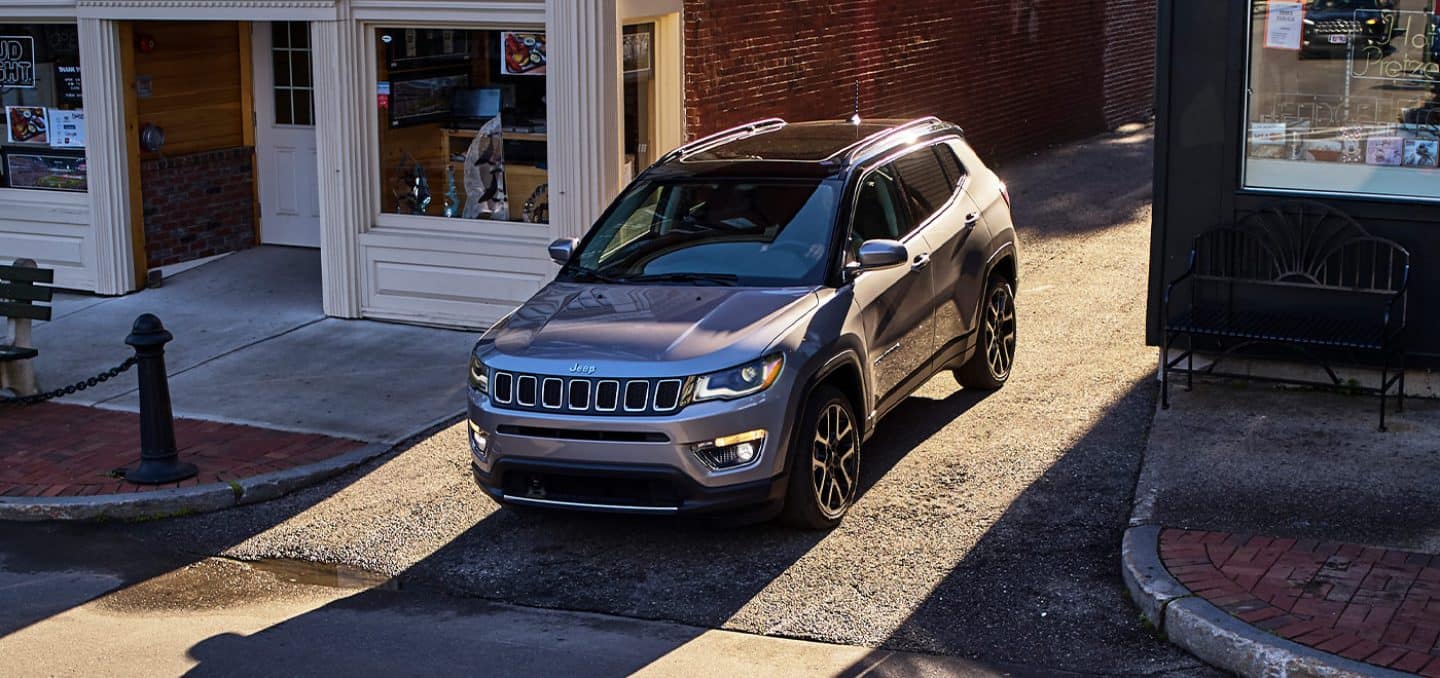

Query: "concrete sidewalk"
(29, 247), (476, 444)
(1124, 382), (1440, 676)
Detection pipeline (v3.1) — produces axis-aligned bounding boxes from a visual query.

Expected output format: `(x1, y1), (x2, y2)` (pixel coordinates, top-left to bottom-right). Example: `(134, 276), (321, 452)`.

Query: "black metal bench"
(1, 259), (54, 364)
(1162, 201), (1410, 430)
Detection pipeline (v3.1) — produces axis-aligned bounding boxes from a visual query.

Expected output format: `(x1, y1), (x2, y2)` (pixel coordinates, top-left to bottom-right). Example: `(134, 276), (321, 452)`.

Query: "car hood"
(488, 282), (818, 365)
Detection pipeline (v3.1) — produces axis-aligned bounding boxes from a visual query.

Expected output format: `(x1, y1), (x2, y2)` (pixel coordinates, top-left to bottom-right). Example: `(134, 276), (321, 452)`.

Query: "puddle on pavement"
(92, 557), (397, 614)
(245, 558), (399, 591)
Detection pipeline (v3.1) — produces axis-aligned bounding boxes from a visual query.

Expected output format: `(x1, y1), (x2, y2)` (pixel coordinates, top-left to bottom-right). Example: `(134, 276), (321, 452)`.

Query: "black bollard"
(124, 314), (197, 485)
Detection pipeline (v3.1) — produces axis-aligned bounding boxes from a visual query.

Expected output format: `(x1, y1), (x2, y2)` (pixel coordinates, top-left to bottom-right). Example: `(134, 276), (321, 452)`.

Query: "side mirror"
(548, 238), (578, 266)
(848, 239), (908, 273)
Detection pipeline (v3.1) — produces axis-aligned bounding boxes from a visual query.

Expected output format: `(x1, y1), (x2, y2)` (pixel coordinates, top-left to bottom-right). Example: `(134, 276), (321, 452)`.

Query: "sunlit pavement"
(0, 125), (1225, 675)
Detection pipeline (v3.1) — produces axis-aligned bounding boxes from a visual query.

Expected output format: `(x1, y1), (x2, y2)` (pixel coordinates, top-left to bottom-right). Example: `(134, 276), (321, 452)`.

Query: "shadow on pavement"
(173, 390), (994, 675)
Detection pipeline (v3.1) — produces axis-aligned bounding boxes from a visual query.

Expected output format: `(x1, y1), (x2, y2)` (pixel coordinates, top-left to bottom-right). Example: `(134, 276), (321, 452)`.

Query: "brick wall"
(683, 0), (1156, 162)
(140, 147), (255, 269)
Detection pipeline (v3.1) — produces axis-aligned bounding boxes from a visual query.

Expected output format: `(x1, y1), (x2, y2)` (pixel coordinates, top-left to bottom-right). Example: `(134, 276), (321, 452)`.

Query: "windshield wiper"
(616, 272), (740, 286)
(563, 266), (623, 283)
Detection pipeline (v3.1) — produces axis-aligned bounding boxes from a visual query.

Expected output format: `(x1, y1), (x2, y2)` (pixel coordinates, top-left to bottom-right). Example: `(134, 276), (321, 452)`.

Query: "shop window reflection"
(0, 23), (87, 193)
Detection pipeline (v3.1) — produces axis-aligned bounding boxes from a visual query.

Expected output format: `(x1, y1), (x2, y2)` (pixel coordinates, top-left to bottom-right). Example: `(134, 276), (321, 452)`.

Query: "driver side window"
(849, 164), (914, 258)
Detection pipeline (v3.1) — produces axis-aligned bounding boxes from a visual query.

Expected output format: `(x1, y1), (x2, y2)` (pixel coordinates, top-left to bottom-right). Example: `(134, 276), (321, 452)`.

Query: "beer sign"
(0, 36), (36, 88)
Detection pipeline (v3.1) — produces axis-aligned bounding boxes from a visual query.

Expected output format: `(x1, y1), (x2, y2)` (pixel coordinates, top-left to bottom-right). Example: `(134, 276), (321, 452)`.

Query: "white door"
(252, 22), (320, 248)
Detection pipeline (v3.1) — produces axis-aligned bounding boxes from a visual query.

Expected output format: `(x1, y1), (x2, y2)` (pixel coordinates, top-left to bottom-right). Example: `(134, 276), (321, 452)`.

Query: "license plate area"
(1328, 34), (1349, 44)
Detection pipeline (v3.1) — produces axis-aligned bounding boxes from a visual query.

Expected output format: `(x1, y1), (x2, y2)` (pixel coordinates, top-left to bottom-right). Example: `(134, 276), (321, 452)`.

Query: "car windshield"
(565, 178), (839, 287)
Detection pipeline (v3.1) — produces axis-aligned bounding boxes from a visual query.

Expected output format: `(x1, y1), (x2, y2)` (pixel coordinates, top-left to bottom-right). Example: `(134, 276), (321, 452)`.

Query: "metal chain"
(0, 356), (138, 407)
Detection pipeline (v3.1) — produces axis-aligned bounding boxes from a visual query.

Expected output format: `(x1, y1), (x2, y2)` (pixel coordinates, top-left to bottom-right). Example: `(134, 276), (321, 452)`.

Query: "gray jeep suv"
(467, 117), (1019, 528)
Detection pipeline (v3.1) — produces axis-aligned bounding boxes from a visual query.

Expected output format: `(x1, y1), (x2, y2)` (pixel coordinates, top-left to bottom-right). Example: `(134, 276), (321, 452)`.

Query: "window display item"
(1366, 136), (1403, 166)
(501, 33), (546, 76)
(392, 150), (432, 215)
(1403, 139), (1438, 168)
(450, 88), (500, 128)
(442, 164), (459, 218)
(462, 116), (508, 220)
(4, 150), (86, 191)
(47, 109), (83, 148)
(5, 105), (47, 144)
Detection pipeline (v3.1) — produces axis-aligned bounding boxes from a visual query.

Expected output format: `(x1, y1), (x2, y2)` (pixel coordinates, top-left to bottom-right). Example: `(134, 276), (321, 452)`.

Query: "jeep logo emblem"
(569, 363), (597, 375)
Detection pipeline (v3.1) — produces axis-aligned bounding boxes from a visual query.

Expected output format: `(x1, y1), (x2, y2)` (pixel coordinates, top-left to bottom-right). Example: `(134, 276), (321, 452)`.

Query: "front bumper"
(466, 386), (795, 515)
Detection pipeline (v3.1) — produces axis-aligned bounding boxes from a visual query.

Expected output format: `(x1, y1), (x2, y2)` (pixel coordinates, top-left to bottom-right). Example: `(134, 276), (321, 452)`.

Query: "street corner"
(0, 402), (389, 522)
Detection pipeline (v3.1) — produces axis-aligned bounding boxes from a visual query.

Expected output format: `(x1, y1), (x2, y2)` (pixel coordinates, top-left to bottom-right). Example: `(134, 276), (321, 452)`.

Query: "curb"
(1121, 525), (1415, 678)
(0, 442), (392, 522)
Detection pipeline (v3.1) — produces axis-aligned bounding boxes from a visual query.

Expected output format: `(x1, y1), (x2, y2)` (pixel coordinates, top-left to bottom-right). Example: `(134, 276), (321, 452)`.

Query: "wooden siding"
(132, 21), (247, 158)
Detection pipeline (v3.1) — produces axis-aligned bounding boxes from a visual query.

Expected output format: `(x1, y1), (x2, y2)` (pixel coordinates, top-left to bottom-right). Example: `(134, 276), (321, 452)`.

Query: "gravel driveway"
(131, 126), (1217, 675)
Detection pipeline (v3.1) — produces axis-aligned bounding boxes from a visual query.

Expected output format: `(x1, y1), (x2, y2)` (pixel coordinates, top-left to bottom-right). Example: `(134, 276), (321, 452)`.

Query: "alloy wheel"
(984, 284), (1017, 380)
(811, 402), (859, 519)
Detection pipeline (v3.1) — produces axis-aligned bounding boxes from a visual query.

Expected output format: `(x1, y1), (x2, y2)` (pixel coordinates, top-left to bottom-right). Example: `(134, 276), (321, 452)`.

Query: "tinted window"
(934, 143), (966, 187)
(892, 148), (955, 224)
(849, 164), (914, 256)
(569, 179), (839, 287)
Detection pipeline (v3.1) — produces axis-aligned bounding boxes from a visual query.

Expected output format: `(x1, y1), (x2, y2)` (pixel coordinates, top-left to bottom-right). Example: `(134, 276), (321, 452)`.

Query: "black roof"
(645, 118), (958, 181)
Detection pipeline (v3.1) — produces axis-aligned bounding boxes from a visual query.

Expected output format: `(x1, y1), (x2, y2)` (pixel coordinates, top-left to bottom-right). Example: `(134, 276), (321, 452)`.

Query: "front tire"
(779, 385), (861, 529)
(955, 276), (1016, 390)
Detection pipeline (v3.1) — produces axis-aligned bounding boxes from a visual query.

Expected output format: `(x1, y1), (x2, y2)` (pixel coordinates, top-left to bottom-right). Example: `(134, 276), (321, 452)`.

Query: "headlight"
(468, 355), (488, 393)
(692, 355), (783, 402)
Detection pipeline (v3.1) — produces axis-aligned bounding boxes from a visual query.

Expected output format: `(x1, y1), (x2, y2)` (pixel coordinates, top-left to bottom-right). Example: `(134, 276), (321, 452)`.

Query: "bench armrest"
(1162, 251), (1198, 326)
(1382, 284), (1409, 343)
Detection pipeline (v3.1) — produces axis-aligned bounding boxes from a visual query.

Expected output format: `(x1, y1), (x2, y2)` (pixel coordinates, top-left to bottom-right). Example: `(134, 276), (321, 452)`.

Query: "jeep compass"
(467, 117), (1019, 528)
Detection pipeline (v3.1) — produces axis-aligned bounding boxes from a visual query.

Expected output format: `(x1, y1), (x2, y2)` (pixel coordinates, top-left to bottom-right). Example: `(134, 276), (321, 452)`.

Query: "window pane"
(852, 165), (911, 247)
(274, 88), (293, 125)
(289, 22), (309, 49)
(0, 23), (88, 192)
(893, 148), (953, 223)
(292, 50), (311, 88)
(272, 50), (291, 87)
(934, 144), (966, 186)
(375, 28), (550, 223)
(1244, 1), (1440, 200)
(292, 89), (313, 126)
(272, 21), (289, 49)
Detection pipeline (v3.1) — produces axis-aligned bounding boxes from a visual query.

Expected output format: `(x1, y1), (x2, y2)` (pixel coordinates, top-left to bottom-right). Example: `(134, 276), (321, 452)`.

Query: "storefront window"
(0, 23), (86, 192)
(374, 27), (548, 223)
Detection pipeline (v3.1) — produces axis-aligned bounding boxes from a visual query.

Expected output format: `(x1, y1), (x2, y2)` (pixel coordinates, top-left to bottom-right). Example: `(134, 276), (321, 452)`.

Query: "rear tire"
(955, 276), (1016, 390)
(779, 385), (861, 530)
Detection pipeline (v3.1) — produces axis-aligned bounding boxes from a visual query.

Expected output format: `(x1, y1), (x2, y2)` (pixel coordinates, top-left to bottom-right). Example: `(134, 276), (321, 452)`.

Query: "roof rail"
(833, 116), (949, 164)
(655, 117), (787, 165)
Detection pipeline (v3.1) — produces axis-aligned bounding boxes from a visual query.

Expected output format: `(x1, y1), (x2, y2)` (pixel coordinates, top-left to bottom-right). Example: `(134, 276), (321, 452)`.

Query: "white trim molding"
(546, 0), (623, 240)
(78, 17), (137, 294)
(76, 0), (339, 20)
(350, 0), (542, 24)
(0, 1), (79, 19)
(313, 17), (364, 317)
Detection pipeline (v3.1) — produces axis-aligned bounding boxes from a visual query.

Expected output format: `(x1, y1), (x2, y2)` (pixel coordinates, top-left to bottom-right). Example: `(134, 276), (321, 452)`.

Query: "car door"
(892, 142), (992, 359)
(847, 162), (935, 406)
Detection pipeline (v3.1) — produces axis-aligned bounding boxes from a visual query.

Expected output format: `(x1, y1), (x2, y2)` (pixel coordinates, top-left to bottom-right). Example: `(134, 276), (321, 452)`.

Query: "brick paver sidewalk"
(1161, 528), (1440, 675)
(1, 402), (365, 498)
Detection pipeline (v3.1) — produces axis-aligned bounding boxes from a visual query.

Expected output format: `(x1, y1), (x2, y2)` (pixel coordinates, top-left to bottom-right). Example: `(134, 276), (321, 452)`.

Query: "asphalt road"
(5, 126), (1220, 676)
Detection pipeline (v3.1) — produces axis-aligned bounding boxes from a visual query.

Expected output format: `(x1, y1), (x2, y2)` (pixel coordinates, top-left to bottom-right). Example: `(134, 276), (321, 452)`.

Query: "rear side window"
(892, 147), (956, 224)
(848, 164), (915, 256)
(934, 143), (967, 187)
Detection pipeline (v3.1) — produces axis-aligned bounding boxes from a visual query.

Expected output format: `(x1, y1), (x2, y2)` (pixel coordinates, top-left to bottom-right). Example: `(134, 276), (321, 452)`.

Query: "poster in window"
(1263, 1), (1304, 51)
(3, 151), (87, 191)
(6, 106), (48, 144)
(0, 35), (36, 88)
(48, 109), (84, 148)
(56, 62), (83, 107)
(501, 32), (546, 76)
(1404, 139), (1439, 167)
(1366, 136), (1403, 166)
(623, 29), (653, 75)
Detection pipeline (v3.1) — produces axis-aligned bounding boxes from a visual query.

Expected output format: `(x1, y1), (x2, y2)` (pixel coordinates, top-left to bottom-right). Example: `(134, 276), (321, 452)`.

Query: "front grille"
(1312, 19), (1360, 34)
(491, 370), (688, 416)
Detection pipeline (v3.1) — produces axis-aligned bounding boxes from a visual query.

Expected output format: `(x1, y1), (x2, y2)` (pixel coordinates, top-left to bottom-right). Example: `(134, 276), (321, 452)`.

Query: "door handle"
(964, 212), (982, 231)
(911, 253), (931, 271)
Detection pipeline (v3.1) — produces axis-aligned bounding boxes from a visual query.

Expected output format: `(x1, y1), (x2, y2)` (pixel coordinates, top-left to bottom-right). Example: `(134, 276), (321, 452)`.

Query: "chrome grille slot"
(516, 375), (537, 407)
(568, 379), (591, 410)
(595, 380), (620, 411)
(493, 371), (514, 404)
(623, 381), (650, 412)
(653, 379), (683, 411)
(541, 378), (564, 409)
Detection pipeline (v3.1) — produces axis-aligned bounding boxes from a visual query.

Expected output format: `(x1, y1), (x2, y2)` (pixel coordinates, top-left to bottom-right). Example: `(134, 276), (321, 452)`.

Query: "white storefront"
(0, 0), (683, 328)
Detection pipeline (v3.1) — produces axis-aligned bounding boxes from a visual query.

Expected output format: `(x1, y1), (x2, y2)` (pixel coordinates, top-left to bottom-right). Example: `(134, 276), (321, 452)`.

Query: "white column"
(313, 18), (364, 318)
(546, 0), (623, 240)
(78, 18), (137, 295)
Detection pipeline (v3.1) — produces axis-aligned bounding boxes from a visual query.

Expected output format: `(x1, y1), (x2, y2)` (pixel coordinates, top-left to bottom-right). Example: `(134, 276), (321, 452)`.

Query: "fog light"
(469, 421), (490, 460)
(693, 429), (765, 469)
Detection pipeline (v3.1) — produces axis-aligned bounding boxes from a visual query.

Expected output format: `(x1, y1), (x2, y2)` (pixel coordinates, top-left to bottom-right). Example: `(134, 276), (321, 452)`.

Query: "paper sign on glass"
(1265, 1), (1305, 51)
